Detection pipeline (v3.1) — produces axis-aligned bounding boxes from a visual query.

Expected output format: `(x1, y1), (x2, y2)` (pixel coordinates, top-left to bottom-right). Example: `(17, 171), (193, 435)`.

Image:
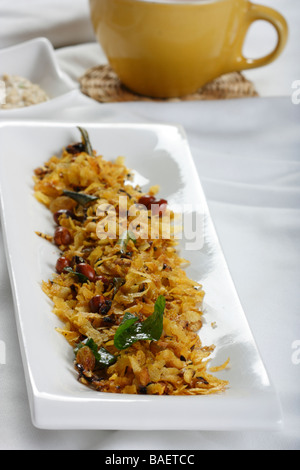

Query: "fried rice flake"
(33, 132), (229, 396)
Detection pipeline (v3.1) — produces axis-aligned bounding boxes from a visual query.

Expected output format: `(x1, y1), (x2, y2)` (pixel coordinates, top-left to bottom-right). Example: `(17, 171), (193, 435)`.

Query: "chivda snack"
(33, 127), (229, 395)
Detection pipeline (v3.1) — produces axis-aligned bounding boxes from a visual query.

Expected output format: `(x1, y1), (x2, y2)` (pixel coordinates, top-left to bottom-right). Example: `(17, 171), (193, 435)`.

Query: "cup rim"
(117, 0), (226, 4)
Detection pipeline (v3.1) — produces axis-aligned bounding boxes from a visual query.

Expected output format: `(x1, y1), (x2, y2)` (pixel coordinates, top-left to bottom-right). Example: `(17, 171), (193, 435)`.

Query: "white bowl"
(0, 37), (77, 117)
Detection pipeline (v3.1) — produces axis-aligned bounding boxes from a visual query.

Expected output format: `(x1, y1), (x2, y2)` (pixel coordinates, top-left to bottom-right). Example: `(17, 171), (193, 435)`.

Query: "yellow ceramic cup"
(89, 0), (288, 98)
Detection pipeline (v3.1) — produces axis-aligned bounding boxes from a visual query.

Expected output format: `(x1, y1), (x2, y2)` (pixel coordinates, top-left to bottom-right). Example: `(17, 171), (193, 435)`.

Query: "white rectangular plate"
(0, 121), (282, 430)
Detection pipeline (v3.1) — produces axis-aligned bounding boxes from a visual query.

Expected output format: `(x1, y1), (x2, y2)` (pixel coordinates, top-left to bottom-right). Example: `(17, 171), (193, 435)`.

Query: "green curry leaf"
(63, 266), (89, 283)
(112, 277), (126, 297)
(117, 230), (136, 254)
(77, 126), (94, 156)
(74, 338), (117, 368)
(62, 189), (99, 206)
(114, 295), (166, 350)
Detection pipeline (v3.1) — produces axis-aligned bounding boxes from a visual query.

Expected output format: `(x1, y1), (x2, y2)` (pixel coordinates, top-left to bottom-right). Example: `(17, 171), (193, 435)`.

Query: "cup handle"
(228, 2), (288, 72)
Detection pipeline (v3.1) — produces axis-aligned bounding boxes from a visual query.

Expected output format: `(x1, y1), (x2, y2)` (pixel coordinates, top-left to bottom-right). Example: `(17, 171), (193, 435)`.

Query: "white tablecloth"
(0, 0), (299, 450)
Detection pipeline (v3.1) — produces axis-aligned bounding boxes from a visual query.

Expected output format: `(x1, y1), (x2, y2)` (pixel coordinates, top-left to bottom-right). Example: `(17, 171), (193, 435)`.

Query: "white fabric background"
(0, 0), (95, 49)
(0, 0), (299, 450)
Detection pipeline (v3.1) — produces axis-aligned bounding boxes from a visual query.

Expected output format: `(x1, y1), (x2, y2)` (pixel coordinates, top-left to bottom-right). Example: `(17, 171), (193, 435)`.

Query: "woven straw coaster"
(79, 64), (258, 103)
